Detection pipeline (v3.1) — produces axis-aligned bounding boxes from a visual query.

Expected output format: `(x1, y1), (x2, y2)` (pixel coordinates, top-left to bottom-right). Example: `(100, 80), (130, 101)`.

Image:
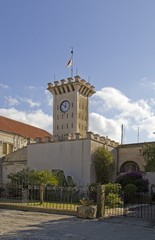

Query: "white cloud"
(25, 85), (37, 90)
(141, 77), (155, 90)
(92, 87), (153, 120)
(90, 87), (155, 142)
(0, 83), (9, 89)
(24, 98), (41, 108)
(1, 86), (155, 143)
(89, 113), (121, 142)
(45, 90), (53, 106)
(0, 108), (53, 133)
(4, 96), (20, 107)
(4, 96), (41, 108)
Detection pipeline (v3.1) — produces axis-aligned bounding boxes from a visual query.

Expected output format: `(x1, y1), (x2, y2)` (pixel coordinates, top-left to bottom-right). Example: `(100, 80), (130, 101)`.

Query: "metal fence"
(0, 182), (155, 219)
(104, 191), (155, 219)
(0, 182), (89, 212)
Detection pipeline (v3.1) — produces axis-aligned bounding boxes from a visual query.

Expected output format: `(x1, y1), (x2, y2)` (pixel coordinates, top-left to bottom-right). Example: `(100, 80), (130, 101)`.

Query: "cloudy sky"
(1, 0), (155, 144)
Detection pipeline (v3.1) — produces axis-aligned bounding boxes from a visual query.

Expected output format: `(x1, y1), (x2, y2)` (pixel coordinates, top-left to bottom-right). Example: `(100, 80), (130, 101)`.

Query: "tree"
(92, 147), (114, 184)
(29, 170), (59, 204)
(7, 169), (59, 204)
(142, 143), (155, 172)
(7, 168), (30, 186)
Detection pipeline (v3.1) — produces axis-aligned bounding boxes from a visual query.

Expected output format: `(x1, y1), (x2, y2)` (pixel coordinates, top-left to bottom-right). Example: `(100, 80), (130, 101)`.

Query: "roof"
(0, 115), (52, 141)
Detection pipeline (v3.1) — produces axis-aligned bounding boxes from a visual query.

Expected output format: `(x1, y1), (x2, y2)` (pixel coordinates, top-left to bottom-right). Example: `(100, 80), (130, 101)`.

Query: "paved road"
(0, 209), (155, 240)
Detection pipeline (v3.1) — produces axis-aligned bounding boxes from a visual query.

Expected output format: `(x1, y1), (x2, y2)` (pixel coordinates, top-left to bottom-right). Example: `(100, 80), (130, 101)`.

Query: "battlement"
(47, 75), (96, 97)
(86, 131), (119, 147)
(53, 131), (119, 147)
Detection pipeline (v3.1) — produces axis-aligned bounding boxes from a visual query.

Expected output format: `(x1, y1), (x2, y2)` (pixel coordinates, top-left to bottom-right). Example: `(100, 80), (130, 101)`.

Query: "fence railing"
(0, 182), (154, 219)
(0, 182), (89, 211)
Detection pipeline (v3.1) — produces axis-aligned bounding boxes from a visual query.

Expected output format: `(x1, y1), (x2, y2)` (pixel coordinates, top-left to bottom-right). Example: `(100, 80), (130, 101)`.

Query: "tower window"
(72, 103), (73, 107)
(72, 112), (73, 118)
(57, 125), (59, 130)
(62, 124), (63, 129)
(71, 123), (73, 128)
(66, 123), (68, 129)
(67, 113), (68, 118)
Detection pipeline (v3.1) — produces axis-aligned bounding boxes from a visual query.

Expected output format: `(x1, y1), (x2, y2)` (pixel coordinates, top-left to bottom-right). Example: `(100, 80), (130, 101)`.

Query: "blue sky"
(1, 0), (155, 143)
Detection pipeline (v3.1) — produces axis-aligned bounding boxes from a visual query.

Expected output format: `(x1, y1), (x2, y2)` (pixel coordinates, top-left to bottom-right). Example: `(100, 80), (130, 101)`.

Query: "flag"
(66, 57), (73, 68)
(66, 49), (73, 68)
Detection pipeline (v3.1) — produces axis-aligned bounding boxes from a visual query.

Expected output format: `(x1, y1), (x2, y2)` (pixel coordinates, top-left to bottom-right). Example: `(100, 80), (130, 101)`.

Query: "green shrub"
(88, 183), (98, 202)
(88, 183), (122, 203)
(105, 183), (122, 195)
(116, 172), (149, 193)
(105, 193), (123, 208)
(123, 184), (138, 195)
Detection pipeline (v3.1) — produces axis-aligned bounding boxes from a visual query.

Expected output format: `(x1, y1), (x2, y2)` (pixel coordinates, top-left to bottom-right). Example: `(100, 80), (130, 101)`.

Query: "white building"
(1, 76), (119, 185)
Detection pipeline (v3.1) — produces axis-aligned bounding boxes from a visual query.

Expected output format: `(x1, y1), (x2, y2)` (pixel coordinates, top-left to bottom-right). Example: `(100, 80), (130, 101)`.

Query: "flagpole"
(71, 47), (73, 78)
(66, 48), (74, 78)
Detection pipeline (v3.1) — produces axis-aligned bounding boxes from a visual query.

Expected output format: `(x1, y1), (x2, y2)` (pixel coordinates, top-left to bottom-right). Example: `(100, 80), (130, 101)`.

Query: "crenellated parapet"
(86, 131), (119, 147)
(47, 75), (96, 97)
(53, 131), (119, 147)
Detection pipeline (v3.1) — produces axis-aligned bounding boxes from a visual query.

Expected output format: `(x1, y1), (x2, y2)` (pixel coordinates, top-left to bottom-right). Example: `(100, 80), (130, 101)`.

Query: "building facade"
(1, 75), (154, 186)
(1, 76), (119, 185)
(0, 116), (52, 158)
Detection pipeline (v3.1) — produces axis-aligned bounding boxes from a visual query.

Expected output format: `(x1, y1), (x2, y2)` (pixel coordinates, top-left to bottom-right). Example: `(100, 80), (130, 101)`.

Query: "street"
(0, 209), (155, 240)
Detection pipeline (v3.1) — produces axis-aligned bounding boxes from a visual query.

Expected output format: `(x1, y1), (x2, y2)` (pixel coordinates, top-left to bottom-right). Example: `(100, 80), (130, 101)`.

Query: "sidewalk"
(0, 209), (155, 240)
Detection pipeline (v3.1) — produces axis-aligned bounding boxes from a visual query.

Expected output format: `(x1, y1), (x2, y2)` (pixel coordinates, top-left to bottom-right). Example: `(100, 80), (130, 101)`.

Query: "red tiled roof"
(0, 115), (52, 140)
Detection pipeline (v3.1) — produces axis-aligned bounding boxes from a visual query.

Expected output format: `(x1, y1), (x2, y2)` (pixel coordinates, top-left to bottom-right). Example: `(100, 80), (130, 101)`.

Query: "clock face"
(60, 100), (70, 112)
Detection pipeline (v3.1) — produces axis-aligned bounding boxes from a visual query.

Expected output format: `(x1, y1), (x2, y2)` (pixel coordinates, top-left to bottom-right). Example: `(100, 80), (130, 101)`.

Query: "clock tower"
(47, 75), (96, 140)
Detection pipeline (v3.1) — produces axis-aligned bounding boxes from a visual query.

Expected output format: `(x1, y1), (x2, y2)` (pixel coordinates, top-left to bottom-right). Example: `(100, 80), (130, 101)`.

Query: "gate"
(104, 189), (155, 220)
(123, 192), (155, 219)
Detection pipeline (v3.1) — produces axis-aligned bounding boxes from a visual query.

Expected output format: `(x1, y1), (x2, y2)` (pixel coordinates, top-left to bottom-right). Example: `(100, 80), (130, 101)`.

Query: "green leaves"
(7, 168), (59, 187)
(142, 144), (155, 172)
(92, 147), (114, 184)
(29, 170), (59, 186)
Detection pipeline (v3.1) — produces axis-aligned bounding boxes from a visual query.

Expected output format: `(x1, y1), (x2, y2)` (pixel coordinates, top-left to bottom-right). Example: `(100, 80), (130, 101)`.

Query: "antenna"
(137, 127), (140, 143)
(121, 124), (124, 144)
(76, 68), (78, 76)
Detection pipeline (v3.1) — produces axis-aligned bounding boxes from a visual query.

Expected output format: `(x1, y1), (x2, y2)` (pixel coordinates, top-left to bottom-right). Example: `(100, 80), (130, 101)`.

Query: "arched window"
(120, 161), (140, 173)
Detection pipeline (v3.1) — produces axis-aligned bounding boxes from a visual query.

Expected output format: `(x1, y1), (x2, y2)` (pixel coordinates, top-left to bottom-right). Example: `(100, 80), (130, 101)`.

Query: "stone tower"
(47, 75), (96, 140)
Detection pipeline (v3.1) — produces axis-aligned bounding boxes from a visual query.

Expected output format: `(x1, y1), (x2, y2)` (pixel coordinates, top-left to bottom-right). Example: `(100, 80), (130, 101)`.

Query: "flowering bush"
(116, 172), (149, 193)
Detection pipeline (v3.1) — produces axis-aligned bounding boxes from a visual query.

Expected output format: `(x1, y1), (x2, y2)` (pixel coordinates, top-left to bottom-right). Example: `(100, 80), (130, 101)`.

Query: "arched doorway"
(120, 161), (140, 173)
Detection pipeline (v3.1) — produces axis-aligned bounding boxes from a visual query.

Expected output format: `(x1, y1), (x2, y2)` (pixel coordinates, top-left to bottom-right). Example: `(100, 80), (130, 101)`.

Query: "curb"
(0, 203), (77, 216)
